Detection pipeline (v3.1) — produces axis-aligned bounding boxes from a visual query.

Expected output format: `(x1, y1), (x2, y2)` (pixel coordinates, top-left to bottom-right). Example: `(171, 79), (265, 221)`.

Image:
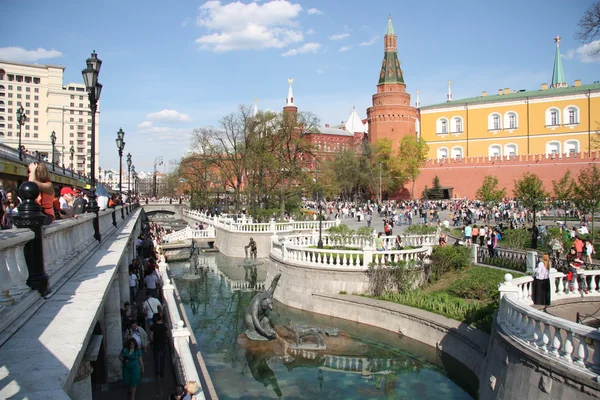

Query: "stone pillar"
(119, 253), (130, 306)
(105, 279), (123, 383)
(526, 251), (537, 274)
(68, 361), (94, 400)
(471, 244), (479, 264)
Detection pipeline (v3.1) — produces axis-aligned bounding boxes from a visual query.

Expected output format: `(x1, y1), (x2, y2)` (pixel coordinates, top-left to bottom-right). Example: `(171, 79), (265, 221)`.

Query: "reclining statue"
(244, 273), (281, 340)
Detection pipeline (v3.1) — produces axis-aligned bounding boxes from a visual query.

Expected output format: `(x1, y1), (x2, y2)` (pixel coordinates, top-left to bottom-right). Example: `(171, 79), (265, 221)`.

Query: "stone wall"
(214, 227), (274, 258)
(479, 325), (600, 400)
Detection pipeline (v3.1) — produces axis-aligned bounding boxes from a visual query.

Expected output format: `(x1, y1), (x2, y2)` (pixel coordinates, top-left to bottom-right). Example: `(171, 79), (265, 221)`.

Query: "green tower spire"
(551, 35), (568, 89)
(378, 16), (404, 85)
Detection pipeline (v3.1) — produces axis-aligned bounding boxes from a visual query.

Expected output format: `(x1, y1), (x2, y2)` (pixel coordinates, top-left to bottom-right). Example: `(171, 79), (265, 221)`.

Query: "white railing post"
(526, 251), (537, 274)
(471, 243), (479, 264)
(362, 245), (374, 268)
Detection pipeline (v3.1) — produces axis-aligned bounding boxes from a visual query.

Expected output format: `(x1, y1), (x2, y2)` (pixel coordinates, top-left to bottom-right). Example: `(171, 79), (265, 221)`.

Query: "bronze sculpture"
(244, 273), (281, 340)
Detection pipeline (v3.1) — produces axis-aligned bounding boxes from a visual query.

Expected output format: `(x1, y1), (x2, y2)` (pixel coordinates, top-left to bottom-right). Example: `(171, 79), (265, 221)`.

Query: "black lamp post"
(116, 128), (125, 218)
(69, 145), (75, 176)
(82, 50), (102, 241)
(16, 105), (26, 160)
(126, 153), (132, 201)
(50, 130), (56, 171)
(98, 166), (102, 183)
(81, 155), (86, 177)
(316, 163), (323, 249)
(130, 165), (136, 197)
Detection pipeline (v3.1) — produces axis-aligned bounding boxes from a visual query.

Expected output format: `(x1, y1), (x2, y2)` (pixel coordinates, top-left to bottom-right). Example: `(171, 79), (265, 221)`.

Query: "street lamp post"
(126, 153), (132, 202)
(70, 145), (75, 176)
(16, 106), (26, 160)
(116, 128), (125, 219)
(379, 162), (383, 204)
(130, 165), (136, 198)
(50, 131), (56, 171)
(316, 163), (323, 249)
(98, 166), (102, 183)
(81, 50), (103, 242)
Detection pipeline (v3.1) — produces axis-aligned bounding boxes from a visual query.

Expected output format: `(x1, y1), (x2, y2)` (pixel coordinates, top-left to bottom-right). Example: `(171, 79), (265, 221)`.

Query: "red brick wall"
(411, 152), (600, 199)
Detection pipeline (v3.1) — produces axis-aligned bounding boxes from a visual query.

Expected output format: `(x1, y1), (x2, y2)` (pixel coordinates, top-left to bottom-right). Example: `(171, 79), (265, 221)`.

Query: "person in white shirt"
(532, 254), (550, 307)
(144, 268), (160, 299)
(129, 271), (138, 304)
(142, 293), (162, 329)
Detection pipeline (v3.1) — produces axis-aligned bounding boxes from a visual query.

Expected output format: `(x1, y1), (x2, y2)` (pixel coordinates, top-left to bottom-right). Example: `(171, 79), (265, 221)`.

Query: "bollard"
(121, 206), (125, 220)
(112, 208), (117, 227)
(12, 182), (49, 295)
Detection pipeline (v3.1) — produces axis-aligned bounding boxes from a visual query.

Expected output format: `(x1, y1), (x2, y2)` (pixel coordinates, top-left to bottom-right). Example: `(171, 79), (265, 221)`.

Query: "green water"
(172, 254), (477, 399)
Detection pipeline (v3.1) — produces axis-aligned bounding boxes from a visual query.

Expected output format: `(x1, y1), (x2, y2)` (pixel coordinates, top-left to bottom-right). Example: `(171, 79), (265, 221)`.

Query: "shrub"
(404, 224), (438, 235)
(367, 261), (420, 297)
(327, 224), (355, 247)
(501, 229), (529, 250)
(447, 267), (507, 301)
(427, 245), (470, 283)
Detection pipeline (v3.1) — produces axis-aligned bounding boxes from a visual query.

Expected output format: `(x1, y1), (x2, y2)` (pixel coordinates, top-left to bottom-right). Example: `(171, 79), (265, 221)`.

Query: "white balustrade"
(0, 229), (34, 308)
(498, 271), (600, 376)
(162, 226), (216, 242)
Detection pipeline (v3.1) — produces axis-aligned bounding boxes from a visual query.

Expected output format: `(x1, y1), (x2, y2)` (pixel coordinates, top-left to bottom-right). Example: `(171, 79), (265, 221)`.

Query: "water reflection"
(171, 253), (475, 399)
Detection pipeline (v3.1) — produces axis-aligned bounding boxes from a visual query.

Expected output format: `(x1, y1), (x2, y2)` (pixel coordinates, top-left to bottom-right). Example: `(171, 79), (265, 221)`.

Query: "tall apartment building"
(0, 60), (100, 175)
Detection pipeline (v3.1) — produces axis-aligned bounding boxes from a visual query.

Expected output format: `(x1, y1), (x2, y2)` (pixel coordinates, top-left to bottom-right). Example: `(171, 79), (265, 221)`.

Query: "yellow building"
(418, 37), (600, 159)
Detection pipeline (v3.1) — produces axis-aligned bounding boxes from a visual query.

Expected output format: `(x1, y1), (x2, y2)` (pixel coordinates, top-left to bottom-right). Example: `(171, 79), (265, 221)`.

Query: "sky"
(1, 0), (599, 173)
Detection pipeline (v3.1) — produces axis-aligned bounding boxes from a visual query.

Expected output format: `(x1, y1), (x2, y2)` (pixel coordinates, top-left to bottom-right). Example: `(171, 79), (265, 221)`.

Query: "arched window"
(436, 118), (449, 134)
(504, 143), (518, 157)
(488, 144), (502, 158)
(564, 140), (579, 156)
(564, 106), (579, 125)
(451, 117), (463, 133)
(504, 111), (518, 129)
(451, 146), (463, 159)
(437, 147), (449, 159)
(546, 141), (561, 156)
(546, 108), (560, 126)
(488, 113), (502, 131)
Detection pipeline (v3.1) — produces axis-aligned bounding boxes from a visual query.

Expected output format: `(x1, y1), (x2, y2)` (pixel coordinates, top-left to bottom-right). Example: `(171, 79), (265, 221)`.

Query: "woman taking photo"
(532, 254), (551, 308)
(28, 162), (55, 224)
(119, 338), (144, 399)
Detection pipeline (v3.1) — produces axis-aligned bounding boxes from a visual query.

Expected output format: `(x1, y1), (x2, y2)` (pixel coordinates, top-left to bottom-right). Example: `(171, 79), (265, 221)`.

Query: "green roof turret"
(386, 15), (395, 36)
(551, 35), (568, 89)
(378, 16), (404, 85)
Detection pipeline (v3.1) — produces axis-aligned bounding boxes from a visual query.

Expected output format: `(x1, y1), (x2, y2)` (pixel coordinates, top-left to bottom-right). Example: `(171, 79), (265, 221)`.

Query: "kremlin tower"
(366, 16), (418, 150)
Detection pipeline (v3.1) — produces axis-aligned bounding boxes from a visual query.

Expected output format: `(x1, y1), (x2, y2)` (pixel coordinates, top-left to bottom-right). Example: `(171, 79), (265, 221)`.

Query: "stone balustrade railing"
(279, 232), (438, 250)
(162, 226), (216, 242)
(497, 271), (600, 377)
(0, 202), (139, 343)
(0, 229), (34, 310)
(157, 257), (206, 400)
(381, 234), (438, 248)
(183, 209), (341, 234)
(271, 236), (430, 270)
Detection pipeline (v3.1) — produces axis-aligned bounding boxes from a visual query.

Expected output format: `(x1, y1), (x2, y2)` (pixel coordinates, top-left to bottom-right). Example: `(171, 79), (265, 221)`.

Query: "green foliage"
(551, 170), (575, 221)
(501, 229), (529, 250)
(367, 260), (420, 297)
(396, 135), (429, 199)
(513, 172), (548, 215)
(447, 267), (506, 300)
(338, 291), (347, 295)
(574, 164), (600, 241)
(476, 175), (507, 206)
(404, 224), (438, 235)
(356, 226), (375, 240)
(423, 176), (444, 200)
(428, 245), (471, 283)
(327, 224), (355, 245)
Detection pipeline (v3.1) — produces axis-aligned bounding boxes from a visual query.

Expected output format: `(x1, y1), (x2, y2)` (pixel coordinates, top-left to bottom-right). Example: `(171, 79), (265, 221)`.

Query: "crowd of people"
(121, 221), (199, 400)
(0, 162), (131, 229)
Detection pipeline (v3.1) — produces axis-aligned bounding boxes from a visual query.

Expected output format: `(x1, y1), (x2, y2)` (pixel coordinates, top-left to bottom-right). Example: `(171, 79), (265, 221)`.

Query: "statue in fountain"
(245, 237), (257, 261)
(286, 322), (339, 350)
(244, 273), (281, 340)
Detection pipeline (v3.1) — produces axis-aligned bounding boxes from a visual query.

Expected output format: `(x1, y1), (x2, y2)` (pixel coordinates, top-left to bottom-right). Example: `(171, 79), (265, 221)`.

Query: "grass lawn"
(371, 266), (523, 333)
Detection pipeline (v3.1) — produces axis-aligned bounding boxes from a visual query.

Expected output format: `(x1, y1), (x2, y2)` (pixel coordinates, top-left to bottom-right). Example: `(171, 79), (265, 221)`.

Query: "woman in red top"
(28, 162), (55, 224)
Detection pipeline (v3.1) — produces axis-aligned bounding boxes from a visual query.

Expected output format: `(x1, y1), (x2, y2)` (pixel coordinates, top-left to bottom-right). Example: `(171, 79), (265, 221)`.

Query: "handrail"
(497, 271), (600, 376)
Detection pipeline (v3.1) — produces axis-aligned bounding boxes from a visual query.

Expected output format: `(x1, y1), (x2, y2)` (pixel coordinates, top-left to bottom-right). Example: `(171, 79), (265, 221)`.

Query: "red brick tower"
(367, 16), (418, 150)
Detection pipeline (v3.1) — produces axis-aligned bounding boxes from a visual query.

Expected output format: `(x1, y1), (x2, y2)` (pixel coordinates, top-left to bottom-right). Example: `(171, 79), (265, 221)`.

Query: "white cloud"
(0, 47), (63, 62)
(329, 33), (350, 40)
(195, 0), (304, 52)
(316, 69), (324, 74)
(281, 42), (321, 56)
(338, 46), (352, 52)
(307, 8), (322, 15)
(306, 28), (315, 35)
(137, 121), (153, 129)
(146, 109), (192, 122)
(564, 41), (600, 63)
(359, 36), (378, 46)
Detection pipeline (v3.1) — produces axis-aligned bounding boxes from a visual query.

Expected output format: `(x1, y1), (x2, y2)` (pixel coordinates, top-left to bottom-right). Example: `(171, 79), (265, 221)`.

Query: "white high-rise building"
(0, 60), (100, 175)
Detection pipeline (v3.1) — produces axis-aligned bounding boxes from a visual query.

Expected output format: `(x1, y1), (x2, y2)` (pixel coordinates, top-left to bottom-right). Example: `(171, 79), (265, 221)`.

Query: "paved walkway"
(544, 301), (600, 325)
(93, 289), (178, 400)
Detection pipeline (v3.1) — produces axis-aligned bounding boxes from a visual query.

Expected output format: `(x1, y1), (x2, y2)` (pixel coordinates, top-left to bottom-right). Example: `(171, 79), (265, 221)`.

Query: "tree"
(476, 175), (507, 207)
(551, 170), (575, 224)
(396, 135), (429, 199)
(574, 164), (600, 241)
(427, 176), (444, 200)
(513, 172), (548, 225)
(576, 1), (600, 57)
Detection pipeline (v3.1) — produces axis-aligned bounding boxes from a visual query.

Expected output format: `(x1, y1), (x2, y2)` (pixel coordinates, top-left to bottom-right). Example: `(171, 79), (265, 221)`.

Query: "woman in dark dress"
(532, 254), (551, 307)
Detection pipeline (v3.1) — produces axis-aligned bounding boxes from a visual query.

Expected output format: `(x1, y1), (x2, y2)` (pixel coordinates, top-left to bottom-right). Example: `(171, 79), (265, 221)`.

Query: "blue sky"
(1, 0), (598, 173)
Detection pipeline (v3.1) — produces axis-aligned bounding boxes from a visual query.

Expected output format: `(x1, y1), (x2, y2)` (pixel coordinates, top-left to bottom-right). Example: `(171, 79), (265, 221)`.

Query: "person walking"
(119, 338), (144, 399)
(532, 254), (551, 308)
(150, 313), (169, 378)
